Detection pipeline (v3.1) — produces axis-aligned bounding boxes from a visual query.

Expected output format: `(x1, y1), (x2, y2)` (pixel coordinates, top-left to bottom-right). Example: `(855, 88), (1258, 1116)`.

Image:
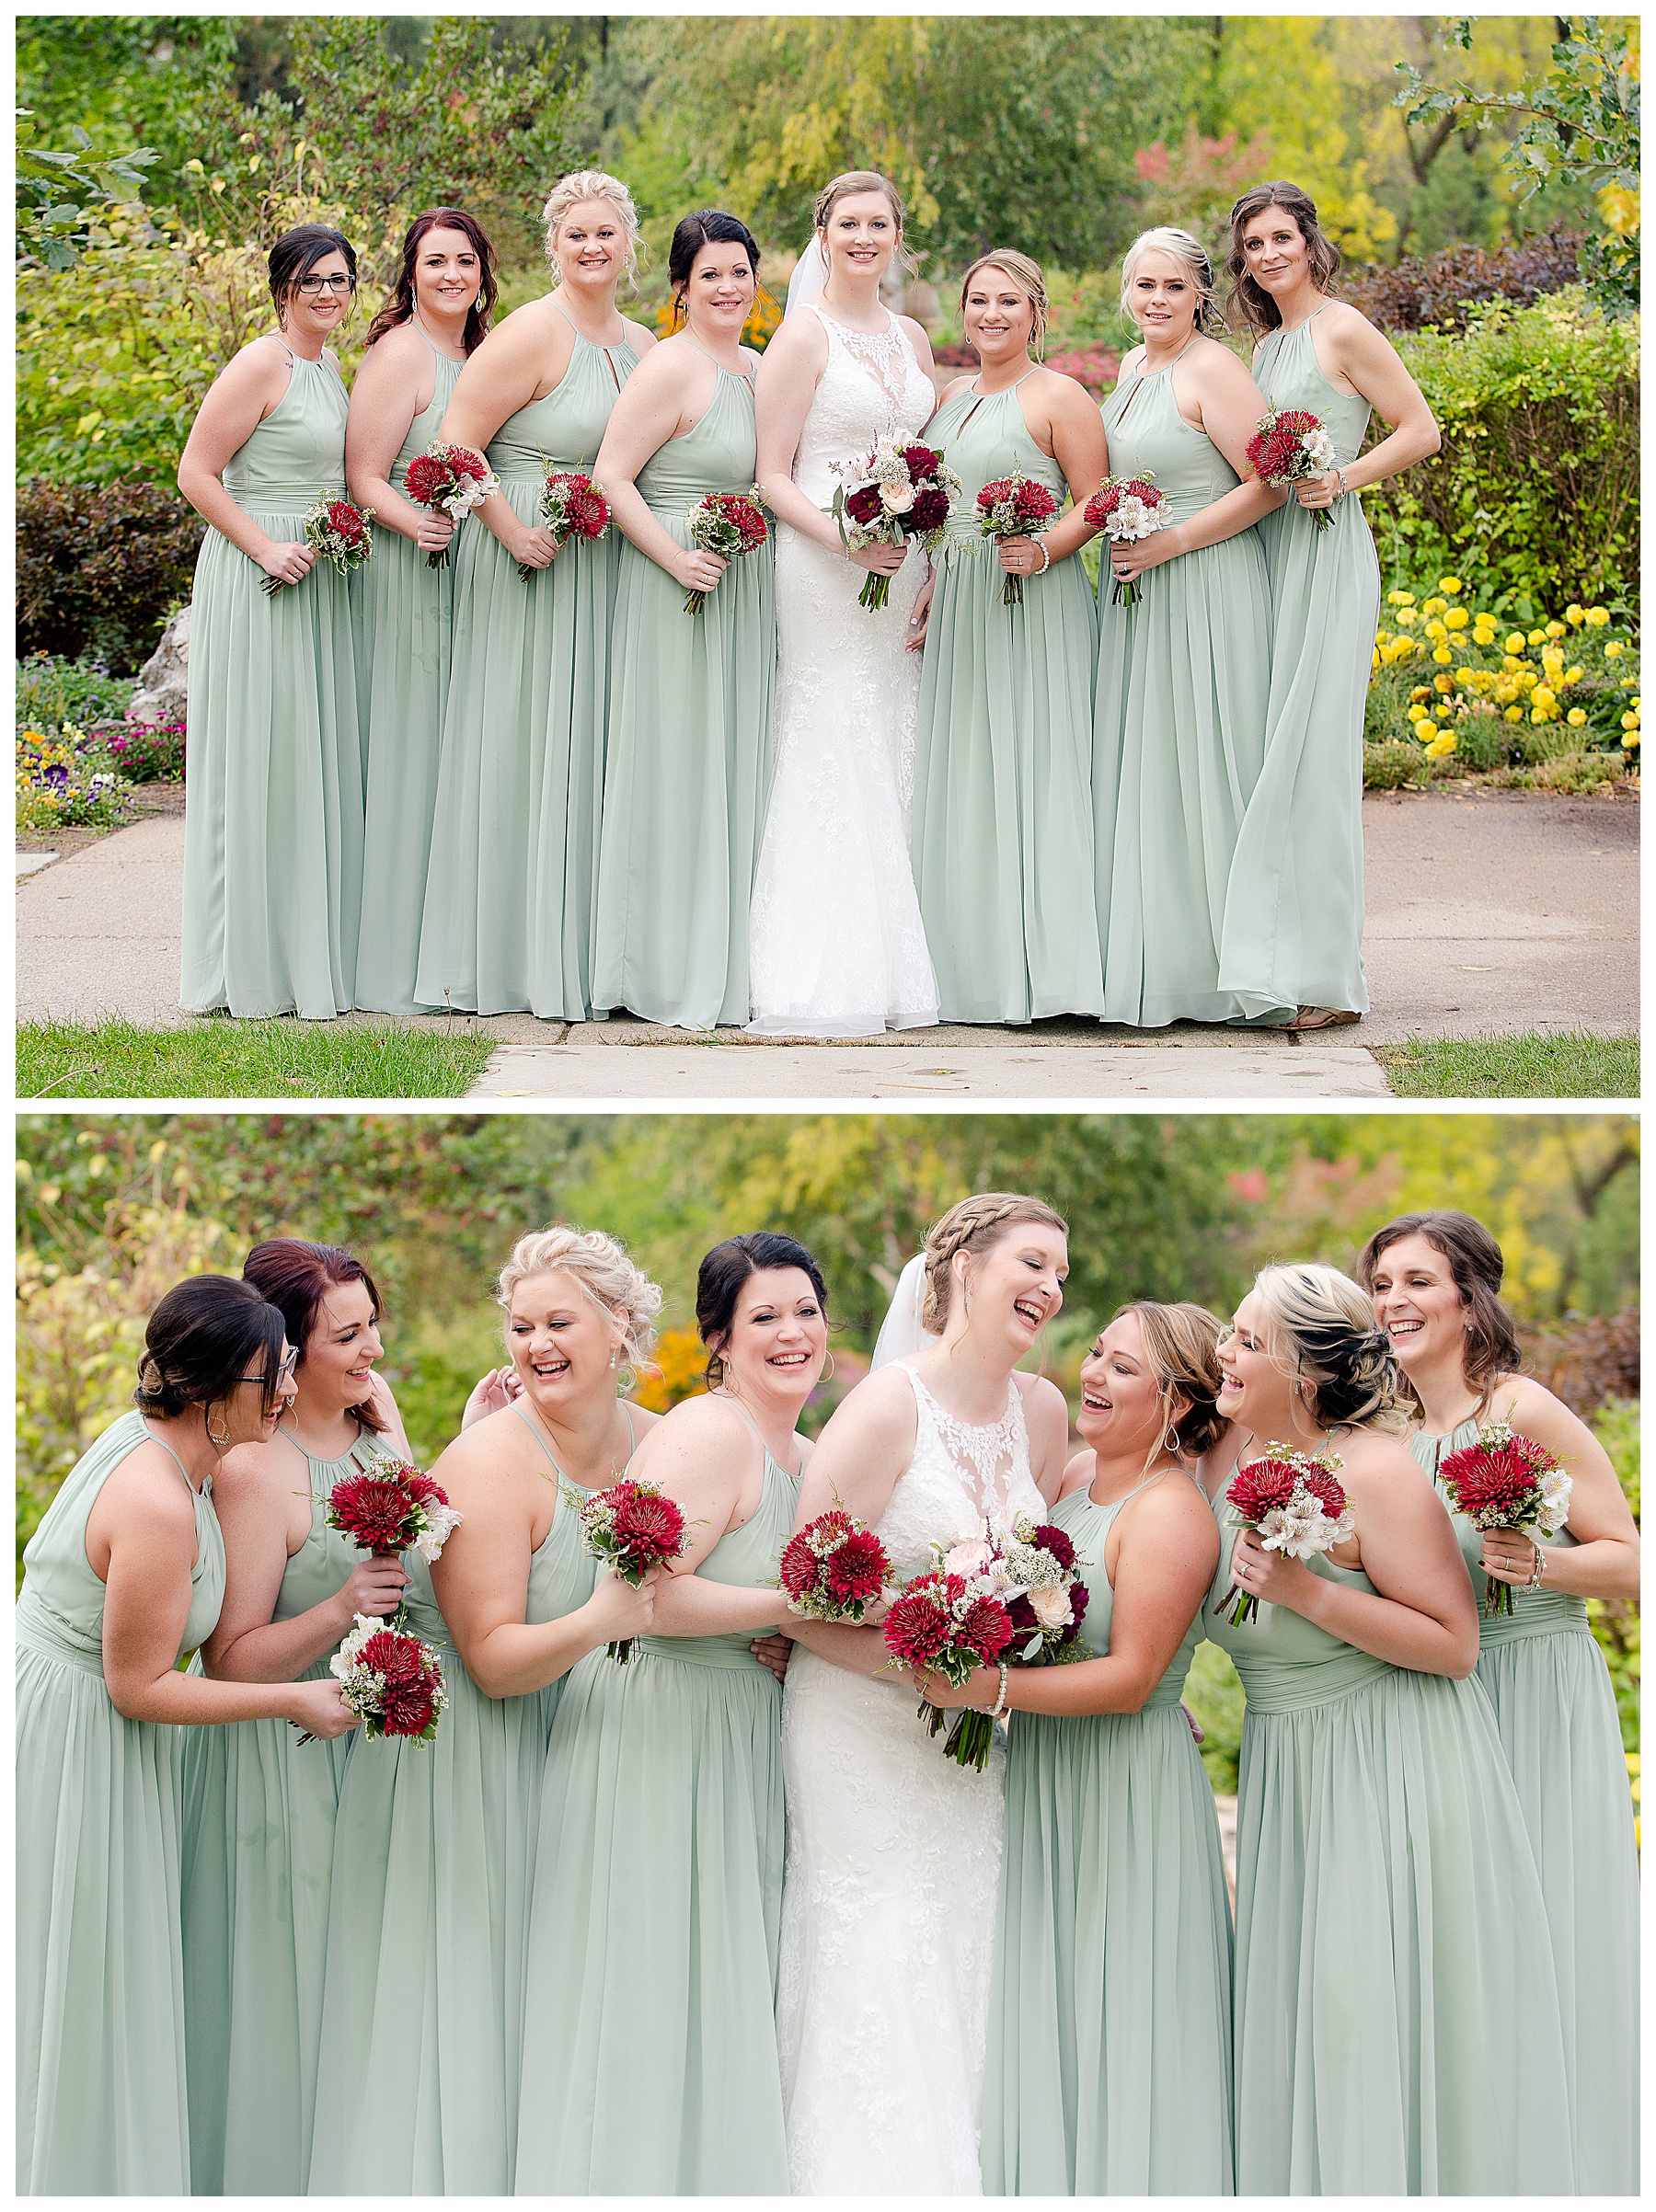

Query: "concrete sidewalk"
(16, 787), (1636, 1100)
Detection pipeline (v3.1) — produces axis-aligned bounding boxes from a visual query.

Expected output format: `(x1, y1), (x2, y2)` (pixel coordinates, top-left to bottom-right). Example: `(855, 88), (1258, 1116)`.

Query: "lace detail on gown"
(748, 307), (941, 1037)
(776, 1368), (1044, 2195)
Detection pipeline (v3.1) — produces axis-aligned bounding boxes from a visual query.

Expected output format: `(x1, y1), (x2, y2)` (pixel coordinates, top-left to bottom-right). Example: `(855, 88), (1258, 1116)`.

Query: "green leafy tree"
(17, 122), (161, 271)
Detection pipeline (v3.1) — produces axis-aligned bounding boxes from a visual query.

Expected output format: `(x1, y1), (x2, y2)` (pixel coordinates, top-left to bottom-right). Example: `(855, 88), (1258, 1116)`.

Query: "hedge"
(17, 476), (202, 671)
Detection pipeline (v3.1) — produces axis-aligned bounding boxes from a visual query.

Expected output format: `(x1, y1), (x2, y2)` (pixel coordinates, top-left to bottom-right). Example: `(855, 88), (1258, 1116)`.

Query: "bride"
(750, 170), (942, 1036)
(776, 1194), (1073, 2193)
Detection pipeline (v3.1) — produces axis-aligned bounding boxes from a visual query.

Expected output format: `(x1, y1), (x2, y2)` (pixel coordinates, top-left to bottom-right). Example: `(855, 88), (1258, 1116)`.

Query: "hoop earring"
(822, 1349), (836, 1382)
(1164, 1425), (1181, 1453)
(206, 1404), (231, 1448)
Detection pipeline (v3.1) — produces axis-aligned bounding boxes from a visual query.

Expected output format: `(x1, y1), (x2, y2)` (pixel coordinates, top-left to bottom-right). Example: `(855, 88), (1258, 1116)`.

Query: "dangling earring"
(206, 1403), (231, 1448)
(609, 1346), (618, 1370)
(1164, 1425), (1180, 1453)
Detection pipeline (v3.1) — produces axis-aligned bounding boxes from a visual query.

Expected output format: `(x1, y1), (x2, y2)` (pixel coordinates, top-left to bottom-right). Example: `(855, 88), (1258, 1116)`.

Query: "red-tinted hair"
(242, 1240), (385, 1380)
(364, 206), (499, 354)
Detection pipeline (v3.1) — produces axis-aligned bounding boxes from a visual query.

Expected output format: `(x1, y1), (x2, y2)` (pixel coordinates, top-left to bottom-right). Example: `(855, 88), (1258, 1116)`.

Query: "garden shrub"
(1361, 740), (1429, 791)
(15, 650), (135, 728)
(1342, 224), (1581, 332)
(17, 476), (202, 671)
(1363, 292), (1639, 613)
(104, 717), (187, 783)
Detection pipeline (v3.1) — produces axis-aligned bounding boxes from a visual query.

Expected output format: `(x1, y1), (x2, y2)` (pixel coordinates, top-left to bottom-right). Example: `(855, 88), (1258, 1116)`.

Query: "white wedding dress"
(748, 304), (941, 1036)
(776, 1366), (1045, 2195)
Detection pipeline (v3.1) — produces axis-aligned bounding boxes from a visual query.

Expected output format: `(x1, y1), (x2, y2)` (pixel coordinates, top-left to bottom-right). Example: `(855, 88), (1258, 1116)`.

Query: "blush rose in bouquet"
(830, 438), (962, 610)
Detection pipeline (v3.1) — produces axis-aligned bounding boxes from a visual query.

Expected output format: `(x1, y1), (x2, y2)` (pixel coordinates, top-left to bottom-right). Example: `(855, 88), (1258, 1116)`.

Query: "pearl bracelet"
(1035, 540), (1051, 576)
(1526, 1544), (1547, 1591)
(991, 1661), (1010, 1723)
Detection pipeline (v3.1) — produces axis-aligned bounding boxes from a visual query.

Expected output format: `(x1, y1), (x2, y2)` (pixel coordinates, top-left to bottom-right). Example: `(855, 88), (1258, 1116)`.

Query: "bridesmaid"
(910, 253), (1106, 1023)
(590, 211), (777, 1029)
(963, 1301), (1233, 2195)
(347, 208), (497, 1014)
(1361, 1209), (1639, 2193)
(1202, 1263), (1574, 2195)
(514, 1232), (827, 2193)
(180, 1242), (409, 2195)
(307, 1226), (663, 2194)
(17, 1278), (354, 2195)
(178, 224), (363, 1018)
(1091, 227), (1284, 1027)
(1218, 181), (1440, 1027)
(415, 172), (654, 1019)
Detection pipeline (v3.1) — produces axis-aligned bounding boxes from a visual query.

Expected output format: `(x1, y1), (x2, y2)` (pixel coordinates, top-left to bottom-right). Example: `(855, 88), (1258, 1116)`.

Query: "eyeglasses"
(239, 1349), (300, 1386)
(295, 273), (354, 294)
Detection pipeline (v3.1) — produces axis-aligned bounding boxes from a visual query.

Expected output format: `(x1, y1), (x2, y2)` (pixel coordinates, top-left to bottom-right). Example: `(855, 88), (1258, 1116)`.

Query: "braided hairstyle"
(1113, 1300), (1231, 1456)
(1250, 1263), (1408, 1434)
(921, 1193), (1068, 1335)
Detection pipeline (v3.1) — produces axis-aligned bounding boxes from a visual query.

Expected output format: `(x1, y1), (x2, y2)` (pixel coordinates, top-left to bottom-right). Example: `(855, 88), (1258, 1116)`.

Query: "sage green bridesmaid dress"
(1412, 1420), (1638, 2194)
(17, 1410), (225, 2195)
(182, 343), (363, 1018)
(306, 1420), (603, 2194)
(1094, 346), (1273, 1026)
(179, 1426), (394, 2195)
(415, 311), (638, 1017)
(514, 1431), (799, 2194)
(1202, 1495), (1575, 2194)
(353, 337), (463, 1014)
(911, 376), (1104, 1022)
(983, 1473), (1233, 2195)
(591, 350), (776, 1029)
(1220, 308), (1380, 1019)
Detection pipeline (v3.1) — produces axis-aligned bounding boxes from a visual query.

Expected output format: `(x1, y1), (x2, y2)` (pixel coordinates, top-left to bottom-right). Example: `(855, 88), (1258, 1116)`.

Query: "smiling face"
(713, 1266), (826, 1408)
(297, 1279), (384, 1418)
(553, 198), (628, 296)
(1239, 203), (1312, 299)
(1366, 1232), (1470, 1377)
(508, 1269), (626, 1417)
(412, 223), (481, 323)
(1213, 1288), (1295, 1432)
(821, 189), (899, 284)
(678, 238), (756, 339)
(957, 1224), (1067, 1359)
(963, 266), (1036, 365)
(284, 247), (352, 341)
(216, 1336), (297, 1448)
(1077, 1312), (1180, 1460)
(1125, 248), (1198, 343)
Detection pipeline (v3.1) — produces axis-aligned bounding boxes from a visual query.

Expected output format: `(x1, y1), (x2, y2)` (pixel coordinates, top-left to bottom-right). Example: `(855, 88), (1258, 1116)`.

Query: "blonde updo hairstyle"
(960, 249), (1051, 359)
(1120, 225), (1226, 338)
(495, 1224), (662, 1383)
(542, 169), (641, 287)
(1249, 1262), (1408, 1435)
(1112, 1300), (1231, 1458)
(922, 1191), (1069, 1336)
(814, 169), (920, 279)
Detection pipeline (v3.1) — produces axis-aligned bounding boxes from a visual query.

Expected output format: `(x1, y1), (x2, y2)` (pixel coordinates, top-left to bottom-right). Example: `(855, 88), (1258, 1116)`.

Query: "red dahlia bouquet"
(326, 1460), (462, 1630)
(1245, 405), (1340, 533)
(401, 441), (500, 567)
(523, 468), (611, 579)
(1217, 1445), (1353, 1625)
(310, 1611), (448, 1745)
(564, 1476), (690, 1661)
(1084, 472), (1170, 607)
(264, 497), (375, 595)
(684, 487), (768, 614)
(883, 1568), (1014, 1771)
(779, 1507), (892, 1623)
(1435, 1422), (1571, 1618)
(830, 436), (963, 611)
(975, 469), (1061, 604)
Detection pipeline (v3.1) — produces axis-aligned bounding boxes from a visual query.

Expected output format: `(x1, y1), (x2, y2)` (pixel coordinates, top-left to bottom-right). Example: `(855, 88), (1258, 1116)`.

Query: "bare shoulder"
(431, 1402), (533, 1486)
(937, 371), (975, 404)
(1134, 1467), (1220, 1538)
(1035, 363), (1099, 418)
(103, 1438), (201, 1530)
(1056, 1446), (1096, 1500)
(1340, 1426), (1433, 1502)
(830, 1361), (922, 1439)
(1193, 335), (1258, 390)
(621, 314), (658, 353)
(763, 308), (826, 363)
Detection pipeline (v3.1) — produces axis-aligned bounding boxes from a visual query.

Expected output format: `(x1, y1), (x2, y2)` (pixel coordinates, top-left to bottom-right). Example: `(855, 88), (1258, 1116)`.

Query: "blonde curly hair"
(542, 169), (641, 286)
(495, 1224), (662, 1376)
(922, 1192), (1068, 1334)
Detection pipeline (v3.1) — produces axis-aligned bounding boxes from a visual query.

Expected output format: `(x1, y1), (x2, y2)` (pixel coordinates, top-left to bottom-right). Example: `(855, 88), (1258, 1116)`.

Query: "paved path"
(16, 789), (1635, 1099)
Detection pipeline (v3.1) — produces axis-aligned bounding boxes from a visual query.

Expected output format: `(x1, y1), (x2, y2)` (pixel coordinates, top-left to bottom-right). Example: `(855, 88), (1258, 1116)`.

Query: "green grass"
(17, 1016), (497, 1100)
(1374, 1028), (1639, 1099)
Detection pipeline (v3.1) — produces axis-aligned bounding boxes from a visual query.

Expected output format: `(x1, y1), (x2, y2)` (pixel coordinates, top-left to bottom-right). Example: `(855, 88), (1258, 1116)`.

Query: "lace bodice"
(792, 306), (937, 508)
(875, 1368), (1044, 1579)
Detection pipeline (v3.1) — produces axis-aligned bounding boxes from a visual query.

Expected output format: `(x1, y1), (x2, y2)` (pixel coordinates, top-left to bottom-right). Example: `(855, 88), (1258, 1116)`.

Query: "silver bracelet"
(1335, 467), (1350, 500)
(990, 1661), (1009, 1722)
(1526, 1544), (1547, 1591)
(1035, 540), (1051, 576)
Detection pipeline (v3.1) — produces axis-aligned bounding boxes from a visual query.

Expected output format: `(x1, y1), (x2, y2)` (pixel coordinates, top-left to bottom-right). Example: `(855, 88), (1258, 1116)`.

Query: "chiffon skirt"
(515, 1645), (788, 2194)
(983, 1700), (1234, 2194)
(1231, 1667), (1575, 2195)
(181, 506), (362, 1018)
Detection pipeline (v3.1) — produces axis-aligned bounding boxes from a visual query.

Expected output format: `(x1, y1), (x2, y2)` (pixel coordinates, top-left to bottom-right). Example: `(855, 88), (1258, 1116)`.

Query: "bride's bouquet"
(523, 467), (610, 580)
(684, 487), (769, 614)
(779, 1507), (892, 1622)
(1215, 1445), (1353, 1625)
(1085, 472), (1169, 607)
(563, 1475), (690, 1660)
(401, 441), (499, 567)
(974, 469), (1060, 605)
(263, 496), (374, 595)
(1435, 1423), (1571, 1618)
(830, 438), (961, 611)
(1246, 404), (1340, 532)
(301, 1612), (447, 1745)
(883, 1565), (1014, 1771)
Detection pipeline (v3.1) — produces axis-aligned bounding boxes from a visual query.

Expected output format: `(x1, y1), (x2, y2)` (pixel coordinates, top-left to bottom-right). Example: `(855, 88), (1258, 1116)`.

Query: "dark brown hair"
(242, 1240), (390, 1430)
(1356, 1211), (1524, 1397)
(365, 207), (498, 354)
(1225, 181), (1341, 338)
(132, 1276), (286, 1422)
(696, 1232), (826, 1389)
(268, 223), (356, 321)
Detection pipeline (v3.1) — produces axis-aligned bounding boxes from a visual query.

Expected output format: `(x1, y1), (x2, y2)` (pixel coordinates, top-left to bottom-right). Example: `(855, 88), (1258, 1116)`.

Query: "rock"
(126, 602), (191, 728)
